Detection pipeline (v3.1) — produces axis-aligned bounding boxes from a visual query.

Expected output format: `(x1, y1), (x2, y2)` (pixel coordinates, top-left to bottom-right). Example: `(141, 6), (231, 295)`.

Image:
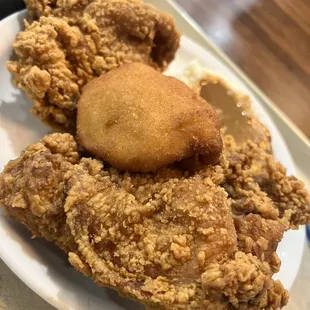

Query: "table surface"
(176, 0), (310, 140)
(0, 1), (310, 309)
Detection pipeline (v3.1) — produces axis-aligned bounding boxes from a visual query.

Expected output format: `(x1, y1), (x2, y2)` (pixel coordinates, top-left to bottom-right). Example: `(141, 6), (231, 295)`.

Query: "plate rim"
(0, 9), (305, 309)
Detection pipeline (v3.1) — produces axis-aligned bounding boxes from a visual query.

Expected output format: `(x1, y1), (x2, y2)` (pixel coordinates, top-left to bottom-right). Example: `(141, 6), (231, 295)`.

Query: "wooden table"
(175, 0), (310, 139)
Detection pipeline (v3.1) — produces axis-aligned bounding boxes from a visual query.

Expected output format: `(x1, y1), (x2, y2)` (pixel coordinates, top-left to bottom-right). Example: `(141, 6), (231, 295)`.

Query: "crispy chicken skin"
(7, 0), (180, 131)
(233, 215), (285, 273)
(221, 136), (310, 272)
(222, 136), (310, 229)
(0, 134), (79, 252)
(1, 133), (309, 309)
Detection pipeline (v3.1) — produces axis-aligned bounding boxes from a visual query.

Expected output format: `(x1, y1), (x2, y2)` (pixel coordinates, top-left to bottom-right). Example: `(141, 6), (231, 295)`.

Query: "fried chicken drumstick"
(1, 133), (309, 309)
(7, 0), (180, 131)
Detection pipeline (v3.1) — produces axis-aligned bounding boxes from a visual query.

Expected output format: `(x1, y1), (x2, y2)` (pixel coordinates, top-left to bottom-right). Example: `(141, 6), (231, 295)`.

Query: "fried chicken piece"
(201, 252), (288, 310)
(222, 136), (310, 229)
(25, 0), (92, 19)
(234, 214), (285, 273)
(7, 0), (180, 131)
(219, 136), (309, 271)
(65, 160), (239, 309)
(68, 167), (288, 310)
(0, 133), (292, 309)
(112, 135), (309, 271)
(77, 63), (222, 172)
(0, 134), (79, 252)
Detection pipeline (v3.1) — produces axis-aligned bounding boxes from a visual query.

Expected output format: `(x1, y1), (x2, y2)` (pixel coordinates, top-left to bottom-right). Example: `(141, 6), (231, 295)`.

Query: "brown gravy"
(200, 81), (270, 147)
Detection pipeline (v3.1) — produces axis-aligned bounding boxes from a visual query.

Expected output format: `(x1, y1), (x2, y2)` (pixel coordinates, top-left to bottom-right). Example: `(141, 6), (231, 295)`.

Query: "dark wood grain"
(175, 0), (310, 139)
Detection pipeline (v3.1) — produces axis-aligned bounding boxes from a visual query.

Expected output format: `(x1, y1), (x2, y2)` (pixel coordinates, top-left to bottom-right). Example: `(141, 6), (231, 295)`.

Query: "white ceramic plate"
(0, 10), (305, 310)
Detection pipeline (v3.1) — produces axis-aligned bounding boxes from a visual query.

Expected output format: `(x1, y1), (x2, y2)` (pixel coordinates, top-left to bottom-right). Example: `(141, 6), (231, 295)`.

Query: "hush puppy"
(77, 63), (222, 172)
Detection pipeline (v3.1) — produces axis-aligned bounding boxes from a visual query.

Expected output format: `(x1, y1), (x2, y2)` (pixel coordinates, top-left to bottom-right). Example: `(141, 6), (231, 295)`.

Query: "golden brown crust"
(77, 63), (222, 172)
(222, 136), (310, 228)
(8, 0), (180, 131)
(234, 214), (285, 273)
(1, 133), (309, 309)
(0, 134), (79, 252)
(65, 162), (239, 308)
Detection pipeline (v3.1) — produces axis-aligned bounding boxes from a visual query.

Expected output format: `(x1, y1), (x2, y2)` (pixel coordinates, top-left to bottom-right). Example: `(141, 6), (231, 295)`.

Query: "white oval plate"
(0, 10), (305, 310)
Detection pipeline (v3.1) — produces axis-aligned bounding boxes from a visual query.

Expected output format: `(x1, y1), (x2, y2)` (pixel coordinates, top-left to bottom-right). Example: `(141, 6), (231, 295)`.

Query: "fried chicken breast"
(7, 0), (180, 131)
(1, 133), (309, 309)
(77, 63), (222, 172)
